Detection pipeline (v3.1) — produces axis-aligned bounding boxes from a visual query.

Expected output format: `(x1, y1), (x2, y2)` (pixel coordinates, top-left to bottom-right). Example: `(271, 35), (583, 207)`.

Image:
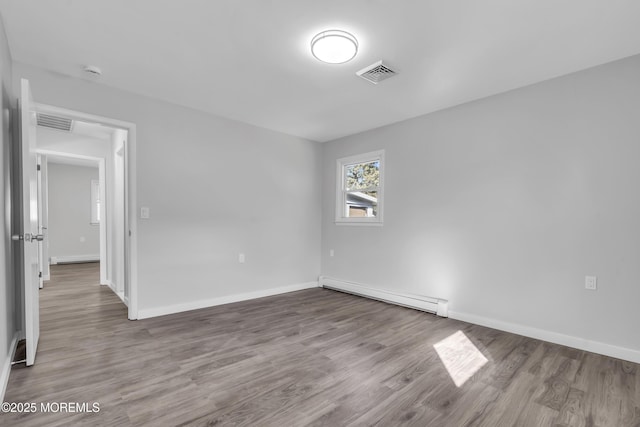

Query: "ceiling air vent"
(356, 60), (397, 84)
(36, 113), (73, 132)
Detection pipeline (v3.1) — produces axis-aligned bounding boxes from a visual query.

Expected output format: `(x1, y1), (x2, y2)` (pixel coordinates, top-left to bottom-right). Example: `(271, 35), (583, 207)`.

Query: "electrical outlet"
(329, 249), (334, 257)
(585, 276), (597, 290)
(238, 253), (245, 264)
(140, 207), (150, 219)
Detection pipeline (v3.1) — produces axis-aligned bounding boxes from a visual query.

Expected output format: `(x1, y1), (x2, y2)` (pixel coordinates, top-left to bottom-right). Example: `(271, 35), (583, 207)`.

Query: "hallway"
(5, 263), (130, 424)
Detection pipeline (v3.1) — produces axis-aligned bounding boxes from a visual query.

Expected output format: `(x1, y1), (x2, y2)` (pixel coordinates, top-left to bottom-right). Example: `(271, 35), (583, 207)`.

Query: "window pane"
(336, 150), (384, 224)
(345, 160), (379, 191)
(346, 190), (378, 218)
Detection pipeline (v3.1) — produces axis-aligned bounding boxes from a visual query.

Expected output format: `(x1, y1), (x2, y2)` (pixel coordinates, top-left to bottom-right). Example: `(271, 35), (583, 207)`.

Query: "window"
(336, 150), (384, 225)
(90, 179), (100, 225)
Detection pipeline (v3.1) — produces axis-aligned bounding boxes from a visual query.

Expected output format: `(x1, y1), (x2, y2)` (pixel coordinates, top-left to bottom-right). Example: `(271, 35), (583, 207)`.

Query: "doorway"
(34, 103), (138, 320)
(42, 154), (107, 288)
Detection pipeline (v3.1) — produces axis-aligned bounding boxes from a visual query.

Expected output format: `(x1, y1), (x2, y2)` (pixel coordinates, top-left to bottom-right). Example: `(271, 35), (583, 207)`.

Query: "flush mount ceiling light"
(311, 30), (358, 64)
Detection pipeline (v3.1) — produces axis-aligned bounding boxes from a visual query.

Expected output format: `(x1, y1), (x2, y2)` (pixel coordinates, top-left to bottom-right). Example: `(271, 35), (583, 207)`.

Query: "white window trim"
(335, 150), (385, 226)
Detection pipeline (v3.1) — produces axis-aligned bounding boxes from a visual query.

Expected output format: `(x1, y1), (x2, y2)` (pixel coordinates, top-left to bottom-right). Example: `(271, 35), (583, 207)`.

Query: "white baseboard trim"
(449, 310), (640, 364)
(104, 281), (127, 305)
(319, 276), (449, 317)
(43, 274), (50, 281)
(116, 291), (125, 304)
(50, 254), (100, 265)
(1, 333), (20, 403)
(138, 281), (320, 319)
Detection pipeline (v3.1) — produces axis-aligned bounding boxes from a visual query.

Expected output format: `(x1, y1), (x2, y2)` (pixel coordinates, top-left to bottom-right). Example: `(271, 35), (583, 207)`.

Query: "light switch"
(140, 207), (150, 219)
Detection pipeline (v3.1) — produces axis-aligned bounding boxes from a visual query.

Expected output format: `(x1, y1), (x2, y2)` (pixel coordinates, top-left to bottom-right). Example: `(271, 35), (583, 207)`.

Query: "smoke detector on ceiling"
(356, 60), (397, 84)
(83, 65), (102, 76)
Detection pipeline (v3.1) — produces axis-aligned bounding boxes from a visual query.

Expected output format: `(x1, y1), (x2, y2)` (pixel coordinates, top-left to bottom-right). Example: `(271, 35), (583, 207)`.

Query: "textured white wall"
(47, 163), (100, 259)
(0, 12), (15, 401)
(321, 55), (640, 357)
(14, 62), (322, 313)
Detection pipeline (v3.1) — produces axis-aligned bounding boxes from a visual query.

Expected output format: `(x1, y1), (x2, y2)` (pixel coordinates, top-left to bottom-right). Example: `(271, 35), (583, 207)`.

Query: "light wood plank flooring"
(3, 263), (639, 426)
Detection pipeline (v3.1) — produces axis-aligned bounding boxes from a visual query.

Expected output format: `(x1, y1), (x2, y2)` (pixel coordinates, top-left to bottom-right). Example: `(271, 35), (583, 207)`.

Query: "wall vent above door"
(36, 113), (73, 132)
(356, 60), (398, 84)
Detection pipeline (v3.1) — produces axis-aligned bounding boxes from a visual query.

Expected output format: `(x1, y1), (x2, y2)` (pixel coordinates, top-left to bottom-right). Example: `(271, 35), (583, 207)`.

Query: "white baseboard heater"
(50, 255), (100, 265)
(319, 276), (448, 317)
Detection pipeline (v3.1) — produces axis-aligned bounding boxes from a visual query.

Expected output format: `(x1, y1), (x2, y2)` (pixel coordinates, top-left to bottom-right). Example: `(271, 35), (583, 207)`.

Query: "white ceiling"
(72, 120), (115, 141)
(46, 154), (99, 169)
(1, 1), (639, 142)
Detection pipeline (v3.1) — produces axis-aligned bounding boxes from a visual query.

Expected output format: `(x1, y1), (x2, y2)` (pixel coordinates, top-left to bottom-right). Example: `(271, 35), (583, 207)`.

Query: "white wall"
(0, 12), (15, 402)
(321, 54), (640, 361)
(14, 62), (322, 316)
(47, 163), (100, 260)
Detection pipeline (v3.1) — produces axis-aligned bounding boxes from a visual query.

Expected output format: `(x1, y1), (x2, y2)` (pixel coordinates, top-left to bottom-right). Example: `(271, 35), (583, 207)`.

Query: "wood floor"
(3, 263), (639, 426)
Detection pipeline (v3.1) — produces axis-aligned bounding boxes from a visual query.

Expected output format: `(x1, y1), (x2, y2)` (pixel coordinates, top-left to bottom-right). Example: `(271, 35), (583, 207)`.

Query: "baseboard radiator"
(50, 255), (100, 265)
(319, 276), (448, 317)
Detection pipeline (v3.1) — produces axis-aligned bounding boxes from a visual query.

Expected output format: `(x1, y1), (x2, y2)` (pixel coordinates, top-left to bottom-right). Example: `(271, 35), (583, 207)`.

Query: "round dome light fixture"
(311, 30), (358, 64)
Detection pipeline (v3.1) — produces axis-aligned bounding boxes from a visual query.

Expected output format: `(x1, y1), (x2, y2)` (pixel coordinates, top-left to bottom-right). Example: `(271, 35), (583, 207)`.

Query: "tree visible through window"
(336, 150), (384, 225)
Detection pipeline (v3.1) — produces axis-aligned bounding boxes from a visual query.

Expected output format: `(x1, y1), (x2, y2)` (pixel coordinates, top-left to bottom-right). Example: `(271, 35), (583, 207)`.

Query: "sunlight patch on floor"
(433, 330), (488, 387)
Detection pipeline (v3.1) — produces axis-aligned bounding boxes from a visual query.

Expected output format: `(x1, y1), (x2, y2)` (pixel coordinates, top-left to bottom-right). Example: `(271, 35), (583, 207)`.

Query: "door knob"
(12, 233), (44, 242)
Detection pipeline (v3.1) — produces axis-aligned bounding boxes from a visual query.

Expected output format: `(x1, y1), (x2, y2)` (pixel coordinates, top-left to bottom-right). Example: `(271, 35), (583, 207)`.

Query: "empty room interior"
(0, 1), (639, 426)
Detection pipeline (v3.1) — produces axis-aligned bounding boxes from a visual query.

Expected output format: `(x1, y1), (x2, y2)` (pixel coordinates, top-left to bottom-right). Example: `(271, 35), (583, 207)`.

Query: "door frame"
(35, 103), (139, 320)
(36, 153), (47, 287)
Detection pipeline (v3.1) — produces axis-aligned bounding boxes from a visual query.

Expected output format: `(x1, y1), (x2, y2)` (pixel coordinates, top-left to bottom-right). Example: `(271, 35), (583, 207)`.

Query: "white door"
(15, 79), (40, 366)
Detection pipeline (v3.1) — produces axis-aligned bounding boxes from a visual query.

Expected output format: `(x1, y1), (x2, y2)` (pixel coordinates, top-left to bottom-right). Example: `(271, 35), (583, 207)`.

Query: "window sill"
(335, 220), (383, 227)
